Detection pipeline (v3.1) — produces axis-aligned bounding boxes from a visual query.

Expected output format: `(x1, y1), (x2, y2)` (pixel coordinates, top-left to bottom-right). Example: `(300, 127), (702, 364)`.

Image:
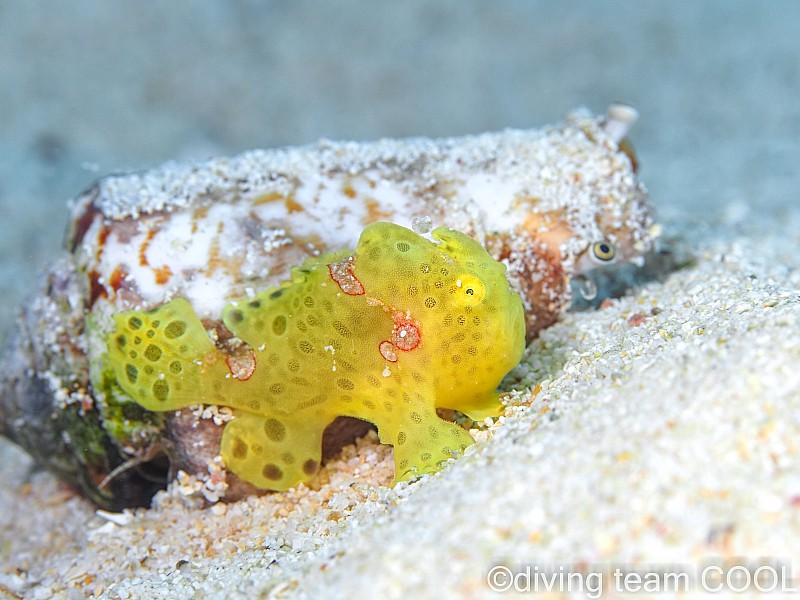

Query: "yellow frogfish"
(106, 222), (525, 490)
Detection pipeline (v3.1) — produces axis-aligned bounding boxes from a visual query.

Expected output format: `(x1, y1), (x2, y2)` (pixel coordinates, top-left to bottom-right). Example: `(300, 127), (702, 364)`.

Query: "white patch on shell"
(74, 109), (653, 325)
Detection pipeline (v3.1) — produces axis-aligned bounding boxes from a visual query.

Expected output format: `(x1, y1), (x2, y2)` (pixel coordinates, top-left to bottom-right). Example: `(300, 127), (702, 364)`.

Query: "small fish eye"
(591, 240), (616, 263)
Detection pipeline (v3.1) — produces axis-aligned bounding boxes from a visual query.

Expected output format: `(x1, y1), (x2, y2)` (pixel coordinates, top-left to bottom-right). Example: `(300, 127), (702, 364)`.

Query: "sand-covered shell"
(0, 105), (657, 509)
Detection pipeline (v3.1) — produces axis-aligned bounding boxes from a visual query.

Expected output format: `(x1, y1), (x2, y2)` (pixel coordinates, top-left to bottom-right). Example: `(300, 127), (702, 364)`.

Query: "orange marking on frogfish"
(379, 340), (398, 362)
(328, 256), (365, 295)
(392, 313), (422, 352)
(226, 349), (256, 381)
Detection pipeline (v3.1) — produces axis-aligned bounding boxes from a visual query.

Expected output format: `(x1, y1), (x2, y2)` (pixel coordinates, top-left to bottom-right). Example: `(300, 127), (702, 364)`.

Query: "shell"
(0, 105), (657, 508)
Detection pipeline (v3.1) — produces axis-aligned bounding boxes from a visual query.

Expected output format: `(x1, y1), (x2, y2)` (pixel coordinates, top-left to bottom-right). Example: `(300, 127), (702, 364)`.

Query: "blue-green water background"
(1, 1), (798, 338)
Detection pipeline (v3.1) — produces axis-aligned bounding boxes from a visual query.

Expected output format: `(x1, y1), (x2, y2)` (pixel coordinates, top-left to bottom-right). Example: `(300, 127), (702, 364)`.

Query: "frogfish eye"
(454, 274), (486, 306)
(591, 240), (616, 263)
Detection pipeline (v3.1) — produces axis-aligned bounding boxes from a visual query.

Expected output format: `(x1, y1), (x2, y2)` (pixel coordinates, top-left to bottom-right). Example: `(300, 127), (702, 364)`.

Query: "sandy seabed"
(1, 207), (798, 599)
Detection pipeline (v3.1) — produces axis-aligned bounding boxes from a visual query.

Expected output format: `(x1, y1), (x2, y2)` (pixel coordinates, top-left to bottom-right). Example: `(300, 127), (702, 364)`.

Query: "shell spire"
(603, 103), (639, 144)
